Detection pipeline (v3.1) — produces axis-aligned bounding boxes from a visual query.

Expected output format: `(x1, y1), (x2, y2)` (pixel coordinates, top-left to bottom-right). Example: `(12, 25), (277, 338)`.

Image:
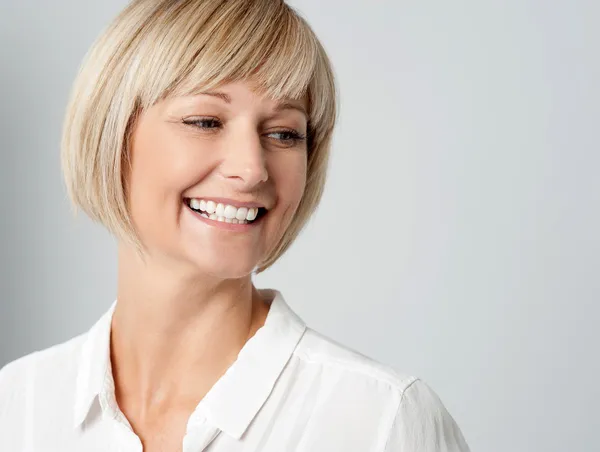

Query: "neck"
(110, 245), (270, 423)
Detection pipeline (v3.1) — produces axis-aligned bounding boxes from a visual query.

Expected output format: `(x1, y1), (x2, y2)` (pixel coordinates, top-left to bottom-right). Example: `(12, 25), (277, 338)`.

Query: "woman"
(0, 0), (470, 450)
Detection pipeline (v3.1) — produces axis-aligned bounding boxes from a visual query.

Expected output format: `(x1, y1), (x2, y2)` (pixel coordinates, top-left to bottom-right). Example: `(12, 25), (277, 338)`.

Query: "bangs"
(132, 0), (331, 129)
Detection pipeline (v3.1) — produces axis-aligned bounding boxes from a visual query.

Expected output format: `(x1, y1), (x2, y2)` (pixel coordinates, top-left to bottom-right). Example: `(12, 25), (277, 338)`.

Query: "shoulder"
(292, 328), (471, 451)
(0, 333), (88, 447)
(1, 332), (86, 382)
(0, 332), (87, 410)
(294, 327), (418, 393)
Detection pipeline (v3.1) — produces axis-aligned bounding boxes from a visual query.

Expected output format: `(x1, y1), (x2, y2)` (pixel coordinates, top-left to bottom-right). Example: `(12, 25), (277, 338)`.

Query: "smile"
(184, 198), (267, 225)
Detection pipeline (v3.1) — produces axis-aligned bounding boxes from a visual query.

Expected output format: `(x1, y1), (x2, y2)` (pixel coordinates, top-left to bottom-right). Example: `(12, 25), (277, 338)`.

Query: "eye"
(265, 129), (307, 148)
(182, 117), (222, 130)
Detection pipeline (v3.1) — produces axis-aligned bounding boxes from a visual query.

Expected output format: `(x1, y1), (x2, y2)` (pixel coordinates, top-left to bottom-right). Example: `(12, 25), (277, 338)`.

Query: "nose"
(218, 125), (269, 189)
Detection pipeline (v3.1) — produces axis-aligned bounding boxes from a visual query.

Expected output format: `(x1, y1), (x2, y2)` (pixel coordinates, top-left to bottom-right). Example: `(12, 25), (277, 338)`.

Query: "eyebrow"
(198, 91), (308, 119)
(274, 101), (308, 120)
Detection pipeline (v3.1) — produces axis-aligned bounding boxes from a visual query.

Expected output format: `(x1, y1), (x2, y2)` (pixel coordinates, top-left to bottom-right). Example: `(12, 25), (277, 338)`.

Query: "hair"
(61, 0), (337, 273)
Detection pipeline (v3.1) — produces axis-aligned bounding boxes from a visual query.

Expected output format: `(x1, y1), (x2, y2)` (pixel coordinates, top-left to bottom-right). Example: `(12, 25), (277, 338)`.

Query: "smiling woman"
(0, 1), (470, 451)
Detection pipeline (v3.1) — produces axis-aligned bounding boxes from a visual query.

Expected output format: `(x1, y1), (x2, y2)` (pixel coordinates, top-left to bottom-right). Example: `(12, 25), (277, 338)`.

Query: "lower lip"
(185, 204), (262, 232)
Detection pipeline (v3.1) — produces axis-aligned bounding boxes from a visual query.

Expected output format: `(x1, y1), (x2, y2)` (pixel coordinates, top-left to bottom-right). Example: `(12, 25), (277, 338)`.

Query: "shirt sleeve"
(384, 378), (471, 452)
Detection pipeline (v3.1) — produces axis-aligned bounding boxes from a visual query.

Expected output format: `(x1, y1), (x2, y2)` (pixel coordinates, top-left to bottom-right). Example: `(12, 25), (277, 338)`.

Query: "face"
(125, 80), (308, 279)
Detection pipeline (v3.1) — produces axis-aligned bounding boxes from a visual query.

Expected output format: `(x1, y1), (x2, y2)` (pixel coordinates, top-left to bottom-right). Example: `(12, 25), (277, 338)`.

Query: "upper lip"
(185, 196), (269, 210)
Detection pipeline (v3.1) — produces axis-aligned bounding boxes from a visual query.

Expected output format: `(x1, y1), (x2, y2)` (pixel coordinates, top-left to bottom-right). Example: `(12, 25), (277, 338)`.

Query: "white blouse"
(0, 290), (470, 451)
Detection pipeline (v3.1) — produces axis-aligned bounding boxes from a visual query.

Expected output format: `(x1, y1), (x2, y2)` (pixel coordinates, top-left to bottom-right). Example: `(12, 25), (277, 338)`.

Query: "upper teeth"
(189, 199), (259, 221)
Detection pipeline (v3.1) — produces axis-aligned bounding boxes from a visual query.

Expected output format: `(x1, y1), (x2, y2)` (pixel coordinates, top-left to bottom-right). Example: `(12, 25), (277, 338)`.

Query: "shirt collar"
(73, 290), (307, 439)
(73, 300), (116, 428)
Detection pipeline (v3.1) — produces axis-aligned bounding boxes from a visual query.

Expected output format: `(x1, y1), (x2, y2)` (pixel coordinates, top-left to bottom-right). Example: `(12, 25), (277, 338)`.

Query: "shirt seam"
(381, 376), (420, 452)
(293, 350), (417, 391)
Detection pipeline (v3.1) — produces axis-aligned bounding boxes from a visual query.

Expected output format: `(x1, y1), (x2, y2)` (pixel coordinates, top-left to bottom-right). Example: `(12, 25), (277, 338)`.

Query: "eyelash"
(182, 117), (307, 147)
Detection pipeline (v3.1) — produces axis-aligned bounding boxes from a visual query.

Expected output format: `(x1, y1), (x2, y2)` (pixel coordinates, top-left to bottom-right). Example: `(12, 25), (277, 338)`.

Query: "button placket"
(183, 425), (221, 452)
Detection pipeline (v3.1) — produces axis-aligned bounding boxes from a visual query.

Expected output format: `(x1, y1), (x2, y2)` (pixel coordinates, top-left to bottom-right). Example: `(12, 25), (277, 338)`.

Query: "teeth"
(236, 207), (248, 221)
(188, 198), (262, 223)
(224, 205), (237, 219)
(206, 201), (216, 214)
(246, 208), (258, 221)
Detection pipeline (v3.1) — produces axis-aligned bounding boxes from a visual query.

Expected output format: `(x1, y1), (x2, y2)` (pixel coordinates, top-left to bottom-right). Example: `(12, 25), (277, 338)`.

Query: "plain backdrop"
(1, 1), (598, 451)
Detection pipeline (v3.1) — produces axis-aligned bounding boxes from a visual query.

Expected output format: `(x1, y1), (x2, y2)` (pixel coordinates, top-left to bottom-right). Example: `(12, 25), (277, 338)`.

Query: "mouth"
(183, 198), (268, 225)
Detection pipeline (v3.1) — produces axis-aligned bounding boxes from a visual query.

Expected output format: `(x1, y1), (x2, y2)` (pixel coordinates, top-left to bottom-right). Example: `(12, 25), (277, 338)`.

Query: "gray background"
(1, 1), (598, 451)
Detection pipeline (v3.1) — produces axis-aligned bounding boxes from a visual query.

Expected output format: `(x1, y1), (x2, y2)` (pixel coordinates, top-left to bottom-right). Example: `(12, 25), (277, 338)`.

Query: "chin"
(186, 252), (260, 280)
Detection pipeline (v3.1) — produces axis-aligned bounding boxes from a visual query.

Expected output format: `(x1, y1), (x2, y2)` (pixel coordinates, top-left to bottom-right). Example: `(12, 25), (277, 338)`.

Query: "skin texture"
(110, 81), (309, 451)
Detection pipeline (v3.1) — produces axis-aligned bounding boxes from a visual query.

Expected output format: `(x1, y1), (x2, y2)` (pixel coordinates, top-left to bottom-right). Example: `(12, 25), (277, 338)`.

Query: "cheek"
(128, 126), (211, 201)
(126, 123), (211, 243)
(271, 153), (308, 219)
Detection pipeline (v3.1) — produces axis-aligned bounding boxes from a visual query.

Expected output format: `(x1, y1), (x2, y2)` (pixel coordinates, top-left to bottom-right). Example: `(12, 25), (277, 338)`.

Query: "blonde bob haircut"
(61, 0), (337, 273)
